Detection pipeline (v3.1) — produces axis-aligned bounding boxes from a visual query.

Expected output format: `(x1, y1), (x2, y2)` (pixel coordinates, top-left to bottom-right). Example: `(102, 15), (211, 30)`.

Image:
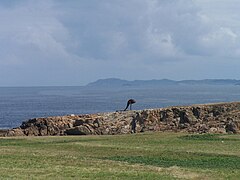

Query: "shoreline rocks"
(3, 102), (240, 136)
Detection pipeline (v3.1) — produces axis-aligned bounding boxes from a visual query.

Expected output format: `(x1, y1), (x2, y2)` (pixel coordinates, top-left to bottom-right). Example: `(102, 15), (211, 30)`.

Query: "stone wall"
(4, 102), (240, 136)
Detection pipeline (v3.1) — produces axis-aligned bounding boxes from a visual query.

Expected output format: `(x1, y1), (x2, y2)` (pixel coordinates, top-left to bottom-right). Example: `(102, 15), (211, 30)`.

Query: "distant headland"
(86, 78), (240, 87)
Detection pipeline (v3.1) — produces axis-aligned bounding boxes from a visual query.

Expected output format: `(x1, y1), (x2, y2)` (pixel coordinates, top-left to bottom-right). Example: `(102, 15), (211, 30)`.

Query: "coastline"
(2, 101), (240, 137)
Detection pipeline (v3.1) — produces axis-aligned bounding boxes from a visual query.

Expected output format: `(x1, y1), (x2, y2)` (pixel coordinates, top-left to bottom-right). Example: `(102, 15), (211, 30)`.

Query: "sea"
(1, 85), (240, 129)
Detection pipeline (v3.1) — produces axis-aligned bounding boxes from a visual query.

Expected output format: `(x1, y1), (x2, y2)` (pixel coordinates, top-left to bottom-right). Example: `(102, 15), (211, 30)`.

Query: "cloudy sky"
(1, 0), (240, 86)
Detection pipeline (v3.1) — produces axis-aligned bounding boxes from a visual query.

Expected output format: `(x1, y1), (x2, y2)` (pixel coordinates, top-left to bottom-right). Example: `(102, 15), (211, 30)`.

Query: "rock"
(65, 125), (92, 135)
(225, 121), (238, 134)
(93, 119), (100, 127)
(39, 125), (48, 136)
(24, 126), (40, 136)
(217, 128), (226, 134)
(0, 129), (8, 137)
(192, 107), (201, 118)
(199, 124), (208, 133)
(120, 125), (131, 134)
(4, 128), (25, 136)
(179, 111), (190, 124)
(209, 127), (218, 133)
(73, 120), (84, 126)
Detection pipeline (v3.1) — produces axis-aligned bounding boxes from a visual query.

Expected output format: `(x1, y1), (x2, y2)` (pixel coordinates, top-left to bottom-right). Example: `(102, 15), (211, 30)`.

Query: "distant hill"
(87, 78), (129, 87)
(86, 78), (177, 87)
(86, 78), (240, 87)
(179, 79), (240, 85)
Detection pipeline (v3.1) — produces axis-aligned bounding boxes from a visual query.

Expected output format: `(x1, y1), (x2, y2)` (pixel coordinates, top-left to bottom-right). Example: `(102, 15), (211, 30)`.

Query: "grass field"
(0, 132), (240, 179)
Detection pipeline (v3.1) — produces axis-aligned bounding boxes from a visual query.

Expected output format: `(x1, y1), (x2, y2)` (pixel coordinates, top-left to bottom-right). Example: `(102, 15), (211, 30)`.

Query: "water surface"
(1, 85), (240, 128)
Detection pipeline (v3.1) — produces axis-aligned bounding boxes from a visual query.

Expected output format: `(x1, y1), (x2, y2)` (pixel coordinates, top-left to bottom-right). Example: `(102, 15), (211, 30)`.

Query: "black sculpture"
(124, 99), (136, 111)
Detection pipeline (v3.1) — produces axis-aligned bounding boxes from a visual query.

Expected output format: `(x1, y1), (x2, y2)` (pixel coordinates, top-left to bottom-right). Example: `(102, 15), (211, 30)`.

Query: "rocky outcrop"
(3, 102), (240, 136)
(0, 129), (8, 137)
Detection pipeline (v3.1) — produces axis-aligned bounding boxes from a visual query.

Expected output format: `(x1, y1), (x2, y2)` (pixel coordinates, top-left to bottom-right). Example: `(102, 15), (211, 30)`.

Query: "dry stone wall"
(4, 102), (240, 136)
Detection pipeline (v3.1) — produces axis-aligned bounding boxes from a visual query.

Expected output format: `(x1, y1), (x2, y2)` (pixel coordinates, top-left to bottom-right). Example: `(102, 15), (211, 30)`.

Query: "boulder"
(209, 127), (218, 133)
(4, 128), (25, 136)
(225, 121), (238, 134)
(65, 125), (92, 135)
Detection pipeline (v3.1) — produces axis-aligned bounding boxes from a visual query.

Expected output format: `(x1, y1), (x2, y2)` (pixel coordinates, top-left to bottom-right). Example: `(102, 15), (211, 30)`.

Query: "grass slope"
(0, 132), (240, 179)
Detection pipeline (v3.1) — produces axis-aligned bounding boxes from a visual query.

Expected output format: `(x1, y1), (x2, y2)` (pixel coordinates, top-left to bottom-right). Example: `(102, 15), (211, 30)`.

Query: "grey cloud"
(0, 0), (240, 86)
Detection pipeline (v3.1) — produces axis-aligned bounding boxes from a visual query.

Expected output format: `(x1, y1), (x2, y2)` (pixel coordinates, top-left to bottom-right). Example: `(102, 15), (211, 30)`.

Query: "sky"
(1, 0), (240, 86)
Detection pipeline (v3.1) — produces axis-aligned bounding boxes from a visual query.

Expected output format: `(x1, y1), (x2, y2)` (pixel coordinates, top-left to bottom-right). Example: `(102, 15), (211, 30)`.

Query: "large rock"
(65, 125), (92, 135)
(4, 128), (25, 136)
(225, 120), (239, 134)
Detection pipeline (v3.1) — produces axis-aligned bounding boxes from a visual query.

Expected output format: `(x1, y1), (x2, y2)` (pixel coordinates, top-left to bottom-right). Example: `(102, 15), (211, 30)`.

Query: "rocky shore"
(3, 102), (240, 136)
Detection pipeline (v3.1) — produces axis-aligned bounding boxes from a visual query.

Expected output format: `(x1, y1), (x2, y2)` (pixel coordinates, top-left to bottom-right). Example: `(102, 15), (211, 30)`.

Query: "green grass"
(0, 133), (240, 179)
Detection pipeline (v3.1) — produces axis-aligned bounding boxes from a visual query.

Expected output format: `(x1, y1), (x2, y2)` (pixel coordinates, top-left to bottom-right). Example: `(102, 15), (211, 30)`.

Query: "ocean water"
(1, 85), (240, 129)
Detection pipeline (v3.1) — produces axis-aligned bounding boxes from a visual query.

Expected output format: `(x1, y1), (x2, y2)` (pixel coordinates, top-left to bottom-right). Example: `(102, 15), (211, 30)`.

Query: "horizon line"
(0, 78), (240, 88)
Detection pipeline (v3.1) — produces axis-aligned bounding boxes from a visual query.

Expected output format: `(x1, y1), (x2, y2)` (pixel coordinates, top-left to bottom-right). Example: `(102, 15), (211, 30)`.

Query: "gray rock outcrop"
(3, 102), (240, 136)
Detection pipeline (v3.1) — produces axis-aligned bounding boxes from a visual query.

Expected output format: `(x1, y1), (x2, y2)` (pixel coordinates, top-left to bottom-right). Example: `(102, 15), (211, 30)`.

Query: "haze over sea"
(1, 84), (240, 129)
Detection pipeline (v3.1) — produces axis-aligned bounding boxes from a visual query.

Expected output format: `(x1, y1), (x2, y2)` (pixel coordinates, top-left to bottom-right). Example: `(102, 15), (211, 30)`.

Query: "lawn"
(0, 132), (240, 179)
